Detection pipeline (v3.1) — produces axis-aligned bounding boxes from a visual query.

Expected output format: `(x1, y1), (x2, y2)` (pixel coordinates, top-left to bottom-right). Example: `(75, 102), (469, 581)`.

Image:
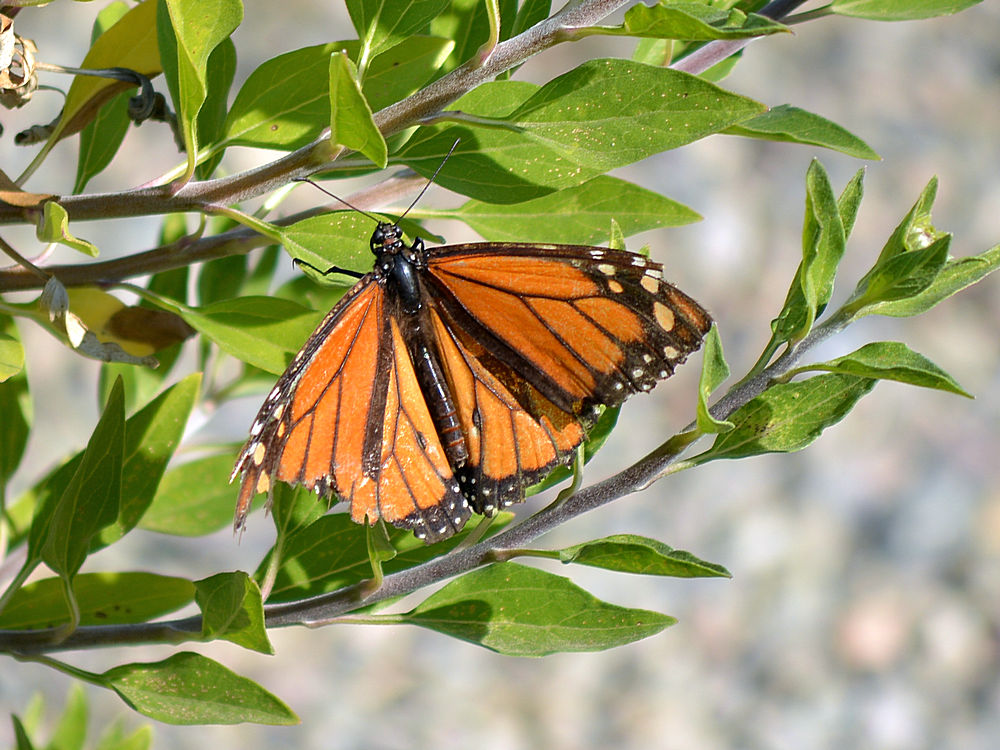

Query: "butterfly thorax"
(372, 222), (428, 316)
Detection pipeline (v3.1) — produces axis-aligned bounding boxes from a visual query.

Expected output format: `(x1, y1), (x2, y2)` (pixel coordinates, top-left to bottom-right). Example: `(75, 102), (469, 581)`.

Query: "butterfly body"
(234, 221), (712, 543)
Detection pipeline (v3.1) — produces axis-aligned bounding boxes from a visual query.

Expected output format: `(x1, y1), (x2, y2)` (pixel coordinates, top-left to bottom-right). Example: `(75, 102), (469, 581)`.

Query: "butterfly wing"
(358, 312), (470, 540)
(421, 243), (711, 512)
(424, 243), (712, 406)
(233, 277), (469, 542)
(428, 306), (586, 513)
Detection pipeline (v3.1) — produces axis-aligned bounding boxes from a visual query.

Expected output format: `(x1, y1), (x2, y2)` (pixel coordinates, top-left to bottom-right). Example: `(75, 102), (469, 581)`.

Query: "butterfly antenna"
(399, 138), (461, 220)
(292, 177), (383, 224)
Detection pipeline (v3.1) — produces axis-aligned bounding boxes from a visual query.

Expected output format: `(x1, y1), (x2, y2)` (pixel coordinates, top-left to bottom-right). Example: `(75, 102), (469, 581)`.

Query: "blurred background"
(1, 1), (999, 749)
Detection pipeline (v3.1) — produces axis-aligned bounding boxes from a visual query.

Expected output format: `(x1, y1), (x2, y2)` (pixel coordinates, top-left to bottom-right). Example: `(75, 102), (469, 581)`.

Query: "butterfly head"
(370, 221), (405, 255)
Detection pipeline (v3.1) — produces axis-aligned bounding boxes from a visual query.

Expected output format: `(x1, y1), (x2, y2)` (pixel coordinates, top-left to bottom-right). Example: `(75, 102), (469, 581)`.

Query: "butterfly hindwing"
(353, 314), (469, 541)
(429, 307), (585, 514)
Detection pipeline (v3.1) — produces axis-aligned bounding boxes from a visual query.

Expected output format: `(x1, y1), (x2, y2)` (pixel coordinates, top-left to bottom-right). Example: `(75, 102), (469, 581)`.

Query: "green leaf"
(101, 653), (298, 725)
(365, 519), (397, 587)
(399, 61), (763, 202)
(430, 0), (515, 71)
(16, 377), (197, 557)
(696, 325), (733, 434)
(699, 374), (877, 461)
(11, 715), (35, 750)
(864, 243), (1000, 318)
(511, 0), (550, 38)
(445, 176), (699, 244)
(363, 35), (454, 110)
(139, 453), (241, 536)
(0, 319), (31, 493)
(508, 59), (764, 169)
(15, 0), (160, 184)
(403, 562), (674, 655)
(838, 168), (866, 241)
(73, 3), (134, 193)
(832, 0), (983, 20)
(16, 696), (45, 740)
(195, 37), (237, 179)
(329, 51), (387, 167)
(771, 160), (847, 344)
(0, 322), (26, 381)
(801, 160), (847, 313)
(36, 379), (125, 582)
(631, 37), (673, 67)
(197, 253), (248, 306)
(159, 0), (243, 181)
(845, 234), (950, 315)
(75, 90), (130, 193)
(586, 3), (789, 41)
(0, 572), (194, 630)
(242, 245), (282, 297)
(100, 339), (183, 425)
(258, 512), (507, 603)
(347, 0), (451, 67)
(794, 341), (972, 398)
(546, 534), (731, 577)
(43, 684), (87, 750)
(725, 104), (879, 159)
(395, 128), (570, 205)
(223, 42), (350, 150)
(93, 722), (153, 750)
(279, 211), (377, 273)
(254, 513), (373, 601)
(267, 483), (327, 541)
(870, 177), (939, 267)
(177, 297), (322, 374)
(222, 38), (450, 150)
(152, 216), (193, 296)
(608, 219), (626, 250)
(482, 0), (502, 57)
(36, 202), (98, 257)
(96, 373), (202, 547)
(195, 572), (272, 654)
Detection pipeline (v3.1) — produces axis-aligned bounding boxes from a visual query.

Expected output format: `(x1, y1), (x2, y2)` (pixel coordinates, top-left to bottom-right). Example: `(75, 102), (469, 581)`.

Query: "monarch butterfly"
(232, 217), (711, 543)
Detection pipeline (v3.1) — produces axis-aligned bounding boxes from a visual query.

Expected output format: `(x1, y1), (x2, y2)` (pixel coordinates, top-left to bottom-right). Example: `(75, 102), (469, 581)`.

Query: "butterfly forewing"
(233, 280), (470, 542)
(234, 280), (382, 525)
(424, 244), (712, 408)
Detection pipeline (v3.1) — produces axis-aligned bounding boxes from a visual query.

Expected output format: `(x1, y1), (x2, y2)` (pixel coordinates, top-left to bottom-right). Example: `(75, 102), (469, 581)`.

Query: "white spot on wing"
(654, 302), (675, 331)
